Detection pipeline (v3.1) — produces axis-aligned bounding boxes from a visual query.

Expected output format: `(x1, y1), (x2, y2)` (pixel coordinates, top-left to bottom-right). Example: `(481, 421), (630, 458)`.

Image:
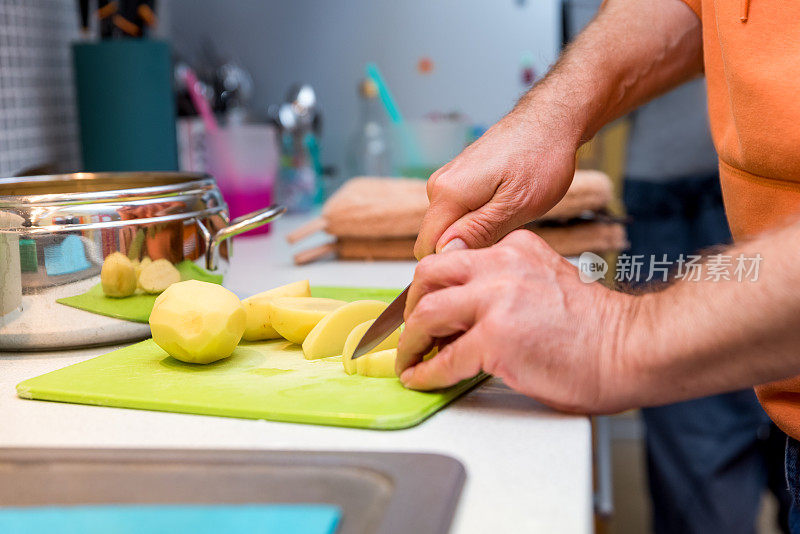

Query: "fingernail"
(440, 238), (467, 253)
(400, 367), (415, 384)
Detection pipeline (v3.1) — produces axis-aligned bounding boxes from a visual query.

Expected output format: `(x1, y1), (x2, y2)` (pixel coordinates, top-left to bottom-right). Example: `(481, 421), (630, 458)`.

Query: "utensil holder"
(72, 40), (178, 172)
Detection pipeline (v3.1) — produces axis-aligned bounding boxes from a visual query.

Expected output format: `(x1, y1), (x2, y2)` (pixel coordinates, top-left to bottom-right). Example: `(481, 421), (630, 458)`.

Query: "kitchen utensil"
(365, 62), (423, 166)
(292, 237), (416, 265)
(0, 448), (465, 534)
(365, 63), (402, 124)
(137, 0), (158, 36)
(16, 286), (486, 430)
(180, 66), (219, 134)
(96, 0), (116, 39)
(286, 83), (319, 132)
(0, 172), (283, 350)
(216, 62), (253, 116)
(351, 286), (409, 360)
(77, 0), (90, 36)
(270, 83), (324, 212)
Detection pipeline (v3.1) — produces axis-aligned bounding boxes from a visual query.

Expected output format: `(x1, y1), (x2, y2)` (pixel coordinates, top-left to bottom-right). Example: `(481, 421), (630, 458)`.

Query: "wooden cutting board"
(17, 287), (485, 430)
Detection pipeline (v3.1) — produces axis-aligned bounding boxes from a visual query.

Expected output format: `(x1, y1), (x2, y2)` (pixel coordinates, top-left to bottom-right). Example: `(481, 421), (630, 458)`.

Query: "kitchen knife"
(351, 285), (408, 359)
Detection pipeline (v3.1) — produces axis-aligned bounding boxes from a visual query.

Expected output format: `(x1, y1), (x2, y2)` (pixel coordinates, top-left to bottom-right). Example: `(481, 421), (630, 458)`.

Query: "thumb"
(435, 202), (523, 253)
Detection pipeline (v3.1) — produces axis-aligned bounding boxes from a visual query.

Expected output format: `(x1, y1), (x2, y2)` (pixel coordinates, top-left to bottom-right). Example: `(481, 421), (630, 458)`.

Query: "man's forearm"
(620, 220), (800, 408)
(515, 0), (703, 146)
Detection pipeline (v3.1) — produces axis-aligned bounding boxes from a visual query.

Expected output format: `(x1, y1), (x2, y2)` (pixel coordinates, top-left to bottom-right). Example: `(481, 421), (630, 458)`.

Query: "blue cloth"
(0, 504), (341, 534)
(625, 175), (790, 534)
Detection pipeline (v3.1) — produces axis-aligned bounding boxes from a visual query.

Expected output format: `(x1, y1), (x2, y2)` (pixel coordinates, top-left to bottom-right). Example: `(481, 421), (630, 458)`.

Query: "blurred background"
(0, 0), (561, 202)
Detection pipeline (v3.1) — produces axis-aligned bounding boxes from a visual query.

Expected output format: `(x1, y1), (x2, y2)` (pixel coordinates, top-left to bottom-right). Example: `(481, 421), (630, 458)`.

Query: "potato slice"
(138, 258), (181, 294)
(134, 256), (152, 279)
(269, 297), (347, 344)
(242, 280), (311, 341)
(355, 346), (438, 378)
(149, 280), (246, 364)
(341, 319), (400, 375)
(101, 252), (137, 297)
(356, 348), (398, 378)
(302, 300), (388, 360)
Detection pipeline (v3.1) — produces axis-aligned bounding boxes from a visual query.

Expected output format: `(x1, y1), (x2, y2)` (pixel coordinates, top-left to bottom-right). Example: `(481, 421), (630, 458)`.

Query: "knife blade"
(351, 285), (409, 359)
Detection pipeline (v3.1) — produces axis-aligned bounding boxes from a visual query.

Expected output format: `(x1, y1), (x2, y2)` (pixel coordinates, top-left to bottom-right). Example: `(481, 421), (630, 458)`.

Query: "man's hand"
(398, 230), (639, 413)
(414, 115), (579, 259)
(402, 219), (800, 413)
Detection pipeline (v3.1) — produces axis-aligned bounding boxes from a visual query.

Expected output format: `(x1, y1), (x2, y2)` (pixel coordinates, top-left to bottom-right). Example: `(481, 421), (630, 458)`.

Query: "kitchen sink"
(0, 448), (465, 534)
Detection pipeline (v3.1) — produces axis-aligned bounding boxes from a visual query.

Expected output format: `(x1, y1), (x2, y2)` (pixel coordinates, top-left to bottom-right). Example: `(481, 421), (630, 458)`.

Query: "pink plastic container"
(206, 124), (279, 236)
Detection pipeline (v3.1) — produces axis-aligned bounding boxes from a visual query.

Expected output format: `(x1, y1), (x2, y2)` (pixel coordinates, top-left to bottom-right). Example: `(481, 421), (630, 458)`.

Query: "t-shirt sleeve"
(680, 0), (701, 19)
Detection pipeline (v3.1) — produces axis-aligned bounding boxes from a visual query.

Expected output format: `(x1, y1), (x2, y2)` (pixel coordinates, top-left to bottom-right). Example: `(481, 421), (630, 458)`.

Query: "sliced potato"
(357, 346), (437, 379)
(101, 252), (137, 297)
(242, 280), (311, 341)
(302, 300), (388, 360)
(341, 319), (400, 375)
(269, 297), (347, 344)
(134, 256), (152, 279)
(356, 348), (398, 378)
(149, 280), (246, 364)
(138, 258), (181, 294)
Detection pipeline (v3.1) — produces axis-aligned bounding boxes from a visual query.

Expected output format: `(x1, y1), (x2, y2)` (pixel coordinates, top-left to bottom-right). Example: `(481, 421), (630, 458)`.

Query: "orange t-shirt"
(682, 0), (800, 438)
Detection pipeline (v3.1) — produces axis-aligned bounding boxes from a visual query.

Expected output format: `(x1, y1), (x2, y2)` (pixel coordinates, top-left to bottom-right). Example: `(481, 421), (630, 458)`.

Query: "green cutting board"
(17, 287), (485, 430)
(56, 261), (224, 323)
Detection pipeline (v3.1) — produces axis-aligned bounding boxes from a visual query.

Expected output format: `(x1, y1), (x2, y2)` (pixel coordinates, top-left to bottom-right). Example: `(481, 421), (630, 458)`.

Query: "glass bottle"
(345, 79), (392, 179)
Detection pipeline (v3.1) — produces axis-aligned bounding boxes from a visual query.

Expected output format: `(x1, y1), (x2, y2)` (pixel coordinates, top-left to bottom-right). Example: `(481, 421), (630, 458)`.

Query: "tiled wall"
(0, 0), (80, 177)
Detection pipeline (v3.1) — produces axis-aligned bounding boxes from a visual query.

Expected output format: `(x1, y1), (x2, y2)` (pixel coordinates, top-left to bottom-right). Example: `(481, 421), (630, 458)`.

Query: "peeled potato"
(101, 252), (137, 297)
(269, 297), (347, 344)
(356, 348), (398, 378)
(149, 280), (246, 364)
(242, 280), (311, 341)
(138, 258), (181, 294)
(302, 300), (388, 360)
(341, 319), (400, 374)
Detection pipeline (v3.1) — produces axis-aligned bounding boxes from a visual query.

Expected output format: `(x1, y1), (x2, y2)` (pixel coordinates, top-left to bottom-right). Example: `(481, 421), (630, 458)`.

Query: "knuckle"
(481, 312), (510, 341)
(499, 230), (549, 260)
(414, 255), (436, 279)
(412, 294), (437, 321)
(429, 171), (453, 195)
(491, 242), (525, 267)
(434, 348), (458, 378)
(431, 172), (474, 204)
(506, 228), (540, 248)
(498, 244), (522, 261)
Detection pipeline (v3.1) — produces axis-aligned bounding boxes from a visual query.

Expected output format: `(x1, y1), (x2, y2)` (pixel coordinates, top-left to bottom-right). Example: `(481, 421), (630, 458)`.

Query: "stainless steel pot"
(0, 172), (284, 351)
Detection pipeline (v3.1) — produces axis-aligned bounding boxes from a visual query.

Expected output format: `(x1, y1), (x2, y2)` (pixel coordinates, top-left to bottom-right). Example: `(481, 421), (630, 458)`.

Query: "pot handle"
(204, 204), (286, 271)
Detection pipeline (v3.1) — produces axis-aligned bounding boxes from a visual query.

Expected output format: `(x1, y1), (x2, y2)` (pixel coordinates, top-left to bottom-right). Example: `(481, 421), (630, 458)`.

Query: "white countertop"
(0, 214), (593, 534)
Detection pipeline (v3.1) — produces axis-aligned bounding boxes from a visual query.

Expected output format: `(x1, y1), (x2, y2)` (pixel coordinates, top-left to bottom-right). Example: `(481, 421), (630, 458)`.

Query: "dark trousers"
(625, 175), (791, 534)
(785, 438), (800, 533)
